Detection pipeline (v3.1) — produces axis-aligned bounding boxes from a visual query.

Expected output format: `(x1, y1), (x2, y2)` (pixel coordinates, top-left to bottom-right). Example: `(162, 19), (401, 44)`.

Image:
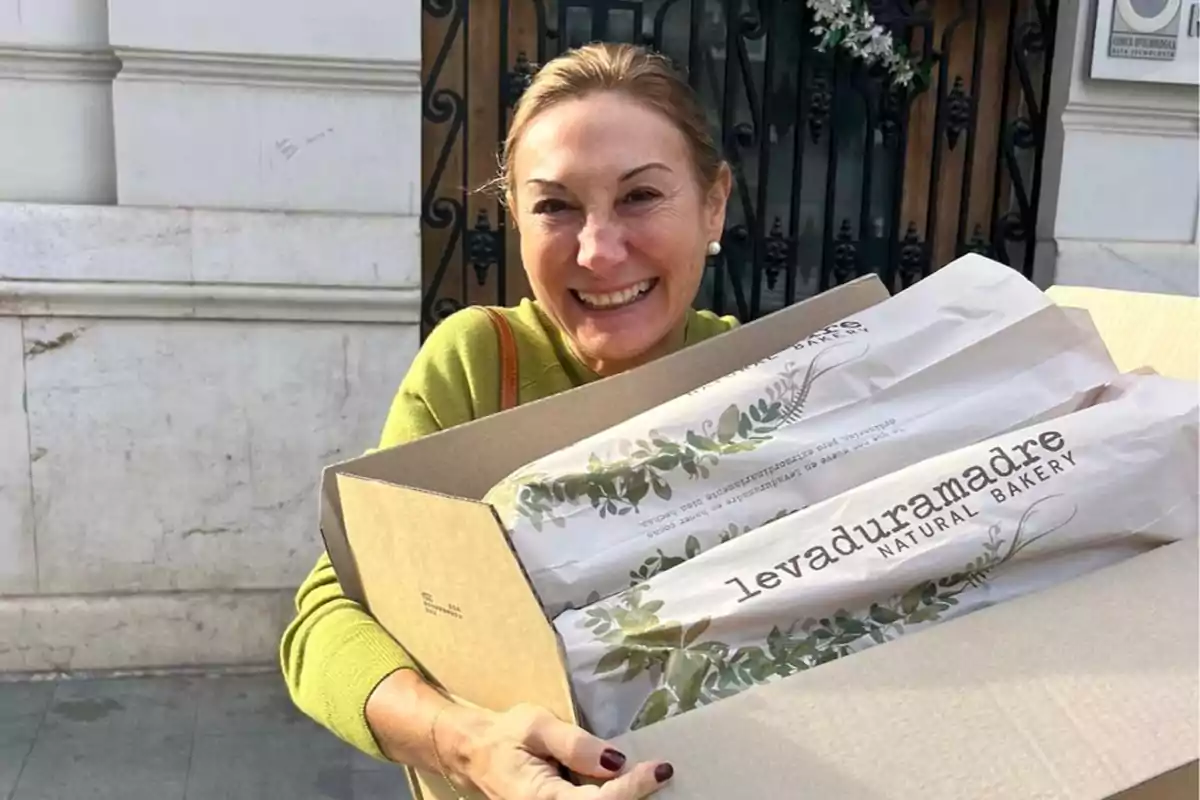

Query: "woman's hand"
(442, 702), (674, 800)
(365, 670), (674, 800)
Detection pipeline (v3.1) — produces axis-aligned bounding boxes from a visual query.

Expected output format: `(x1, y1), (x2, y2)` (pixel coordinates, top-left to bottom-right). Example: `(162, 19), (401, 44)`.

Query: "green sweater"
(280, 298), (739, 759)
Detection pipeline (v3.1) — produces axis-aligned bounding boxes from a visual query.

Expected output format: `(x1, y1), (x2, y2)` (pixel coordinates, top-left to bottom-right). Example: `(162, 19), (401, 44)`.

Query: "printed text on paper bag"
(725, 429), (1077, 602)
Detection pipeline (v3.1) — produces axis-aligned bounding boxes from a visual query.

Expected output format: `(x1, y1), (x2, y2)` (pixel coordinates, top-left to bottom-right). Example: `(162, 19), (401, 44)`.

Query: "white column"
(1039, 0), (1199, 296)
(0, 0), (117, 203)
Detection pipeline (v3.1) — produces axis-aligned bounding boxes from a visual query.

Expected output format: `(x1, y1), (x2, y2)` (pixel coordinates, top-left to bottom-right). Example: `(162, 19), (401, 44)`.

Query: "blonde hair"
(489, 42), (726, 204)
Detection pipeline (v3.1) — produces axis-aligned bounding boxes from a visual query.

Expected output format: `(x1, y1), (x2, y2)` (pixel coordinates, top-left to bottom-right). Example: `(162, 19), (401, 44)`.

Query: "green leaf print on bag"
(628, 509), (798, 585)
(582, 495), (1078, 731)
(503, 341), (869, 531)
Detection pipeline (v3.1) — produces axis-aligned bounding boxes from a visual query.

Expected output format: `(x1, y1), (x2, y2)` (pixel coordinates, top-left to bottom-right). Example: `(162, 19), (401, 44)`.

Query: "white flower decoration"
(809, 0), (923, 87)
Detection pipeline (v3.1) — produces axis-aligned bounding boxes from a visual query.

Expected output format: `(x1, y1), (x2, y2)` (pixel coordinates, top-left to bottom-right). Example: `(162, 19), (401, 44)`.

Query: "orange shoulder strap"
(478, 306), (520, 411)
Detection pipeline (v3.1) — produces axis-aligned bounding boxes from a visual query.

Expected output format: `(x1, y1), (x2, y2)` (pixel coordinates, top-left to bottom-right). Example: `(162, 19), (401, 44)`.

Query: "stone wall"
(1038, 0), (1199, 296)
(0, 0), (422, 674)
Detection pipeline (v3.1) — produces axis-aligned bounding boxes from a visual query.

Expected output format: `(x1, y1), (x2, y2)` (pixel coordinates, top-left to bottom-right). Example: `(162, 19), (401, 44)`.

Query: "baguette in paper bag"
(557, 372), (1199, 738)
(484, 255), (1118, 615)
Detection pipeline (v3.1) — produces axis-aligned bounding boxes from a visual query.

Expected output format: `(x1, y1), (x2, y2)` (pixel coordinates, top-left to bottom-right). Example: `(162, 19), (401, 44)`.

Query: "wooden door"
(420, 0), (1061, 338)
(420, 1), (538, 340)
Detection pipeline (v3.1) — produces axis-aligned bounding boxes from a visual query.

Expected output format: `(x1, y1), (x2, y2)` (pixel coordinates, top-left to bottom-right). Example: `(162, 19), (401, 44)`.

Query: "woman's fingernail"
(655, 763), (675, 783)
(600, 749), (626, 771)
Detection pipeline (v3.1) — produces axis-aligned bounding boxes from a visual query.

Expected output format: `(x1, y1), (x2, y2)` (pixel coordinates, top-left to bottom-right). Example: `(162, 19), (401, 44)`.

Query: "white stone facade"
(1038, 0), (1199, 296)
(0, 0), (422, 673)
(0, 0), (1194, 675)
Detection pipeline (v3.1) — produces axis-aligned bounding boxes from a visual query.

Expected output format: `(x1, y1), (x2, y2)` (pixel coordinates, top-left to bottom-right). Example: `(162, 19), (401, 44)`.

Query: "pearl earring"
(706, 240), (722, 257)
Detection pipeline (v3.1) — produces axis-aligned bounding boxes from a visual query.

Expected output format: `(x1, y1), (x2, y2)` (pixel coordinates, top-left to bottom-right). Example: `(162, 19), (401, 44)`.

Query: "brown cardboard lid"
(611, 539), (1199, 799)
(334, 473), (578, 726)
(1046, 285), (1198, 381)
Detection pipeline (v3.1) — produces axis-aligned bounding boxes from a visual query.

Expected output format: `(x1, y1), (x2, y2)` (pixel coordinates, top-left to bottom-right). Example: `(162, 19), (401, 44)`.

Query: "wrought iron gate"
(421, 0), (1060, 337)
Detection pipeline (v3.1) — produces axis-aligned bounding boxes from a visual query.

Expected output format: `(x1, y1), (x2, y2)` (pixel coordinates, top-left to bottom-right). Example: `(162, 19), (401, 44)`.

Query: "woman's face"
(510, 91), (730, 376)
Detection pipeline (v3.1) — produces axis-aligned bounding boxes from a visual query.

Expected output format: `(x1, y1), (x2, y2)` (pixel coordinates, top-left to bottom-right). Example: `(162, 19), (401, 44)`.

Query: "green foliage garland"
(578, 496), (1077, 731)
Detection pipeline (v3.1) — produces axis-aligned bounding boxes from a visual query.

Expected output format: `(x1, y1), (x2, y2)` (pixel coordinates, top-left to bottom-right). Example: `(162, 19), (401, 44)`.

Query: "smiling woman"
(495, 44), (734, 376)
(280, 42), (740, 800)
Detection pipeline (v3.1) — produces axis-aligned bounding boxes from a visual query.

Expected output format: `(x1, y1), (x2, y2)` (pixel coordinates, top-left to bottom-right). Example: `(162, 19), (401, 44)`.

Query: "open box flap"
(321, 273), (892, 604)
(333, 474), (577, 726)
(1047, 285), (1199, 381)
(611, 538), (1200, 799)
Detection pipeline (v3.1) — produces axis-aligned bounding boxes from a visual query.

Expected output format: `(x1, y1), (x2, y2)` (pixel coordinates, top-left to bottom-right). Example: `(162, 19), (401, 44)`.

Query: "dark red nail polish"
(654, 763), (674, 783)
(600, 749), (626, 771)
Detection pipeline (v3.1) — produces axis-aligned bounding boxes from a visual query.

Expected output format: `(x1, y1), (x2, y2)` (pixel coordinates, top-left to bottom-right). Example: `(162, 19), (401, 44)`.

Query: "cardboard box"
(1045, 285), (1198, 381)
(320, 275), (1199, 800)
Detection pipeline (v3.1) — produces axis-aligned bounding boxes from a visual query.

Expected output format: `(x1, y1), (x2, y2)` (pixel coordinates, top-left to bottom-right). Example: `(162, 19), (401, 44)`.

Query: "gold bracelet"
(430, 704), (468, 800)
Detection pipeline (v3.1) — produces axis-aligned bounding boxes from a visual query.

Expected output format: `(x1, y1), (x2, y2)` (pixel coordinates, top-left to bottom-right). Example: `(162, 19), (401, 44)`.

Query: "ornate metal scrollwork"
(507, 51), (538, 107)
(732, 121), (756, 150)
(419, 0), (467, 331)
(945, 76), (971, 151)
(831, 220), (860, 285)
(878, 83), (905, 144)
(763, 218), (790, 291)
(965, 223), (991, 256)
(418, 0), (1061, 333)
(807, 69), (833, 145)
(465, 209), (502, 287)
(897, 221), (928, 288)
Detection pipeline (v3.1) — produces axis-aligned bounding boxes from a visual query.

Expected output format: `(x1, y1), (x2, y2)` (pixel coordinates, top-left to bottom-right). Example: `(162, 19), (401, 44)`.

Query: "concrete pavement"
(0, 673), (411, 800)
